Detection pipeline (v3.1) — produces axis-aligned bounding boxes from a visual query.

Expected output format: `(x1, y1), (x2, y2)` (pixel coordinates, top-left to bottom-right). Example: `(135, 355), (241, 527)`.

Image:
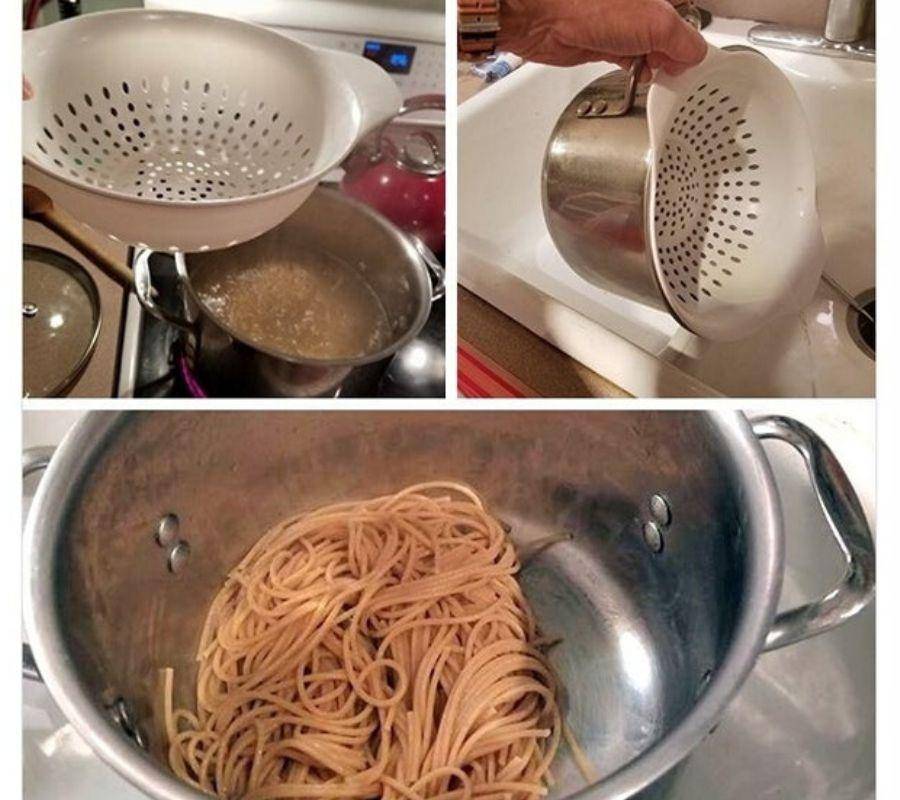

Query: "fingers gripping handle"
(576, 2), (702, 118)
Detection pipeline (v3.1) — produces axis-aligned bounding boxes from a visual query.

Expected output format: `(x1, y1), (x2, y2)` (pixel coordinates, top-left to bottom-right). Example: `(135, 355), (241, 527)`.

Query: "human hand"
(497, 0), (707, 74)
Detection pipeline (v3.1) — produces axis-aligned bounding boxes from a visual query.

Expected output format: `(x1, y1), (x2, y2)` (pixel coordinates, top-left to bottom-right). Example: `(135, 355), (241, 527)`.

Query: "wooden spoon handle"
(23, 186), (135, 290)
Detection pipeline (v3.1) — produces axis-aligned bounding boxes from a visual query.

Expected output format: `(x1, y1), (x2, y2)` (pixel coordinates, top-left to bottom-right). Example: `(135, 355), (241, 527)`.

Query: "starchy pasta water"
(191, 251), (391, 361)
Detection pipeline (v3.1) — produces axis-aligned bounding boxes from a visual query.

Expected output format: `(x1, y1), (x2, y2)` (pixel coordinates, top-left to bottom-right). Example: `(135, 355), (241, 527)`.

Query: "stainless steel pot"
(542, 61), (659, 307)
(541, 5), (709, 322)
(23, 411), (873, 800)
(133, 187), (445, 397)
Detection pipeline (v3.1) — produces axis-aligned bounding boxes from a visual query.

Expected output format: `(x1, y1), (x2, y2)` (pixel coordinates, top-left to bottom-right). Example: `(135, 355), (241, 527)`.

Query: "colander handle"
(324, 48), (404, 136)
(22, 445), (56, 682)
(751, 415), (875, 652)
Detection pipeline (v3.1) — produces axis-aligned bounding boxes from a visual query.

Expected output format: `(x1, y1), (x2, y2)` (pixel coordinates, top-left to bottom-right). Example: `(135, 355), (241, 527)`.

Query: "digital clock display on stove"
(363, 40), (416, 74)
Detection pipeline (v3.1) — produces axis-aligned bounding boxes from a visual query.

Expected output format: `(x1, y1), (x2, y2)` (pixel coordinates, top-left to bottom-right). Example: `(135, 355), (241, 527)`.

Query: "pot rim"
(23, 410), (783, 800)
(174, 188), (435, 368)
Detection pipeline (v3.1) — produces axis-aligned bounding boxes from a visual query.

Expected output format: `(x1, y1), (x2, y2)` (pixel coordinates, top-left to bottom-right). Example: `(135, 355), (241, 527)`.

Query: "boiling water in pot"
(191, 250), (391, 361)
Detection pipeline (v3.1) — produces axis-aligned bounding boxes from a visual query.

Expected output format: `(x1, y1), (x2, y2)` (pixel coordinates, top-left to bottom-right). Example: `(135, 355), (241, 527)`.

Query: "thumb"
(647, 52), (693, 76)
(651, 7), (707, 65)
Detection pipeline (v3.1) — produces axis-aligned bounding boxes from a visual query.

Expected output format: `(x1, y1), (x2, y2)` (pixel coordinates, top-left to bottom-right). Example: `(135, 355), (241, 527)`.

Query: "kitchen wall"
(700, 0), (827, 27)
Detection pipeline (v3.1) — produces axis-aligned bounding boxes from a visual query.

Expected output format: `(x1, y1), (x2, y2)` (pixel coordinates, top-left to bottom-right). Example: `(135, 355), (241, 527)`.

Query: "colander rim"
(643, 45), (822, 341)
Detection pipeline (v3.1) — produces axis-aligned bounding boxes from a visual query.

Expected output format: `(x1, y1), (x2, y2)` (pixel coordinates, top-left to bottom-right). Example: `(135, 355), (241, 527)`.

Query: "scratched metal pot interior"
(28, 411), (784, 799)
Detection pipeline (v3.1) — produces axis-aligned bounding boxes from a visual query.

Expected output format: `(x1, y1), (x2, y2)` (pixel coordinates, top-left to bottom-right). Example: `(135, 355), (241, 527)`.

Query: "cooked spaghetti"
(163, 482), (561, 800)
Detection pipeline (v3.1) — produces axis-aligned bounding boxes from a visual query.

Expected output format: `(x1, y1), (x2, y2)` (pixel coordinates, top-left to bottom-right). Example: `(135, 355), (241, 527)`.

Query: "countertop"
(459, 288), (630, 397)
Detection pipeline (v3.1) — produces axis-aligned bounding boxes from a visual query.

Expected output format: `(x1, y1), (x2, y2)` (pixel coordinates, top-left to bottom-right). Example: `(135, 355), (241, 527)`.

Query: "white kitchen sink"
(670, 407), (876, 800)
(459, 18), (875, 397)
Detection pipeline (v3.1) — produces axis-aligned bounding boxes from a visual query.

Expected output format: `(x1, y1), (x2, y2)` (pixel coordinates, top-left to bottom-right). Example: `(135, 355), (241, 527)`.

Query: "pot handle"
(577, 56), (645, 119)
(23, 446), (57, 682)
(751, 415), (875, 652)
(133, 248), (193, 334)
(576, 3), (701, 118)
(411, 236), (445, 301)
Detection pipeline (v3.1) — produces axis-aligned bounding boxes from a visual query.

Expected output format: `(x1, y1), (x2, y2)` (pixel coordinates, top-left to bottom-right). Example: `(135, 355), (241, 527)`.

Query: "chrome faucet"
(748, 0), (874, 61)
(826, 0), (872, 42)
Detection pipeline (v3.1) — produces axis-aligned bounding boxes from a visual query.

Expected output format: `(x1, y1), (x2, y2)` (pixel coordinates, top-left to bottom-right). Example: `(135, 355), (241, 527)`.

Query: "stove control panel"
(270, 26), (444, 100)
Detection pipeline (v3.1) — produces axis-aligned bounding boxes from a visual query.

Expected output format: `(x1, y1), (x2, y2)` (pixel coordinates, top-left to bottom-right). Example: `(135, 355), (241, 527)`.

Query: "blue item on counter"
(471, 52), (524, 83)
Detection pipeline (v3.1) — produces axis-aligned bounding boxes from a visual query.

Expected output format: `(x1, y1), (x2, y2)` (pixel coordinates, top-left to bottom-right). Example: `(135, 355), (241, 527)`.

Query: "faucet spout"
(825, 0), (872, 43)
(748, 0), (875, 61)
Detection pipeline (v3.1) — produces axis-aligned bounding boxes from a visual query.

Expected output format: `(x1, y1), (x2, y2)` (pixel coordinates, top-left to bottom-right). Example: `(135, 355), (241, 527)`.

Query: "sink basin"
(458, 18), (875, 397)
(670, 409), (875, 800)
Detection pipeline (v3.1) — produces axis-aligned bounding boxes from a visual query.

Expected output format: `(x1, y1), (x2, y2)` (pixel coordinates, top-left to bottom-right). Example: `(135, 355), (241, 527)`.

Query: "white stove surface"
(23, 408), (874, 799)
(144, 0), (444, 44)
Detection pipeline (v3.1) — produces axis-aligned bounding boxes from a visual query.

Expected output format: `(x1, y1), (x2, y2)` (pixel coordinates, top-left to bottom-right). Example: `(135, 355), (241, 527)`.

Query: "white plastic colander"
(647, 46), (825, 340)
(23, 10), (402, 252)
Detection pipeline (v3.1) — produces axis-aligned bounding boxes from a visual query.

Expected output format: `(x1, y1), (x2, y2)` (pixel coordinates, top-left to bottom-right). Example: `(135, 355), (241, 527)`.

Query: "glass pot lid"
(23, 245), (101, 397)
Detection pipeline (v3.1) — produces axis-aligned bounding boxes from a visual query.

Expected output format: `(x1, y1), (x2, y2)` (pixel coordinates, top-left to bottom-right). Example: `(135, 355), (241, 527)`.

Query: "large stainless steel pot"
(23, 411), (874, 800)
(542, 61), (659, 308)
(541, 5), (711, 325)
(133, 187), (444, 397)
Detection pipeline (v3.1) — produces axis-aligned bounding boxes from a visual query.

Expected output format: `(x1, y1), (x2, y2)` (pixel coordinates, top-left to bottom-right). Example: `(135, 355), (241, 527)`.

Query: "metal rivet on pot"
(131, 725), (147, 750)
(109, 697), (147, 750)
(696, 669), (712, 699)
(167, 540), (190, 573)
(109, 697), (127, 724)
(23, 303), (39, 318)
(649, 494), (672, 526)
(155, 513), (179, 547)
(643, 520), (664, 553)
(576, 100), (595, 117)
